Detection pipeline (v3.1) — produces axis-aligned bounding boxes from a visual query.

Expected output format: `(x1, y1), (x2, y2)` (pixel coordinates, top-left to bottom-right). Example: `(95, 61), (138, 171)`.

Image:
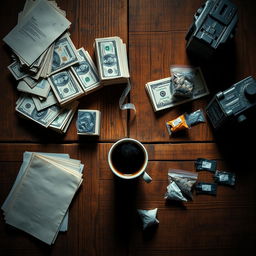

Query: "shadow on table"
(112, 176), (160, 247)
(187, 40), (238, 95)
(112, 177), (138, 246)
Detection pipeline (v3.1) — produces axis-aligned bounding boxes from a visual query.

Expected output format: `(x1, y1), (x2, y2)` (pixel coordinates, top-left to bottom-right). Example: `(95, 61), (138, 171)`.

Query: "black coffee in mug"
(111, 141), (146, 176)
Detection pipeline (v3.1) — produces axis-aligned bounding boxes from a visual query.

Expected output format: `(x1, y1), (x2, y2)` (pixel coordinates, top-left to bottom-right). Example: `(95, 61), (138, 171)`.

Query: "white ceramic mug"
(108, 138), (152, 183)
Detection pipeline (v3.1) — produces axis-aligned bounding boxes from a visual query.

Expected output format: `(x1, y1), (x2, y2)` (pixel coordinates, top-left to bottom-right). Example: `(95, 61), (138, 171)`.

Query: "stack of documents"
(94, 36), (130, 85)
(1, 152), (84, 245)
(4, 0), (101, 131)
(5, 0), (71, 77)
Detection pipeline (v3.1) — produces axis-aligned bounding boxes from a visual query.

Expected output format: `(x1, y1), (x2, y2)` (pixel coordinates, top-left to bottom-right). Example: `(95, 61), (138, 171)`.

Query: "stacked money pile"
(95, 36), (130, 85)
(1, 152), (84, 244)
(145, 67), (209, 112)
(4, 0), (101, 131)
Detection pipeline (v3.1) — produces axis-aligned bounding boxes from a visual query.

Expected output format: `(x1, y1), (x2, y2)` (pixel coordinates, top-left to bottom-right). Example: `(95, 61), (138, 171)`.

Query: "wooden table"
(1, 0), (256, 255)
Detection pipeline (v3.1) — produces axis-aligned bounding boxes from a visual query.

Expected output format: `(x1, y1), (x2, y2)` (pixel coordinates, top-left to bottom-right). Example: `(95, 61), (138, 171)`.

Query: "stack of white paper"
(1, 152), (84, 245)
(4, 0), (71, 66)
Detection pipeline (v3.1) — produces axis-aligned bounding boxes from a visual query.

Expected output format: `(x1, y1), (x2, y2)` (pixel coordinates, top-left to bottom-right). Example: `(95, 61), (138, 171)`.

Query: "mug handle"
(142, 171), (152, 183)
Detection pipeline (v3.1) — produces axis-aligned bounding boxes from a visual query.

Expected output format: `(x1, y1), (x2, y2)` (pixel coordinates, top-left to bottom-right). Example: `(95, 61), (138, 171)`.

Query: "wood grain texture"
(129, 0), (204, 32)
(1, 139), (256, 256)
(97, 143), (256, 256)
(1, 0), (256, 255)
(128, 0), (256, 142)
(128, 32), (213, 142)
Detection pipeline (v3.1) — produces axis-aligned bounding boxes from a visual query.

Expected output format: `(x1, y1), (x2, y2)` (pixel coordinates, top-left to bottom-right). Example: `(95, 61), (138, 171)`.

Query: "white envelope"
(4, 153), (83, 244)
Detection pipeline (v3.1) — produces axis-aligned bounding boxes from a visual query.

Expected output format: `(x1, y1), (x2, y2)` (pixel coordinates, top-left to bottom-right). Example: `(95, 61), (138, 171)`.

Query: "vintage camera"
(205, 76), (256, 130)
(185, 0), (238, 59)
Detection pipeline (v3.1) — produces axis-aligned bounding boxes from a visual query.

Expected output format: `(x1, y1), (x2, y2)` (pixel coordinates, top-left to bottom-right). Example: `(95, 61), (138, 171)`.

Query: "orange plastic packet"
(166, 114), (189, 135)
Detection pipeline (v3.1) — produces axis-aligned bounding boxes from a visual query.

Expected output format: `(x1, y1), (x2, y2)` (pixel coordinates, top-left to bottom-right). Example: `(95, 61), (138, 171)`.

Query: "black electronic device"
(205, 76), (256, 129)
(185, 0), (238, 59)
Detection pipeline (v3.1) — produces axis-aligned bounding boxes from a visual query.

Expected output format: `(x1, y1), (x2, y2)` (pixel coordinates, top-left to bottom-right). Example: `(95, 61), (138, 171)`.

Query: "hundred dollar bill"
(71, 48), (101, 94)
(95, 36), (129, 85)
(146, 67), (209, 112)
(16, 94), (61, 127)
(17, 79), (51, 98)
(146, 77), (173, 112)
(48, 70), (84, 105)
(8, 61), (28, 80)
(50, 33), (80, 74)
(32, 90), (58, 111)
(96, 37), (121, 78)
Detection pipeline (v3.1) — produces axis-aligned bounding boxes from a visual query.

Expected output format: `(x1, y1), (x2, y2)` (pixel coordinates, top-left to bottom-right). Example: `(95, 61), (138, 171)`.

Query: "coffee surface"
(111, 141), (145, 175)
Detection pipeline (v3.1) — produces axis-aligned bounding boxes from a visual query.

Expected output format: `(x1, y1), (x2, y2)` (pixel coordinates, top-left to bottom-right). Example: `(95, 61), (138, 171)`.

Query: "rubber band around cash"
(119, 79), (136, 114)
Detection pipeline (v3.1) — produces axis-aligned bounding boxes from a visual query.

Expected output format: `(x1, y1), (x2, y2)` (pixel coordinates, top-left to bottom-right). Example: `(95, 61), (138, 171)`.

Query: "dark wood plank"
(129, 0), (204, 32)
(98, 143), (256, 256)
(99, 143), (222, 180)
(1, 140), (256, 256)
(0, 0), (128, 142)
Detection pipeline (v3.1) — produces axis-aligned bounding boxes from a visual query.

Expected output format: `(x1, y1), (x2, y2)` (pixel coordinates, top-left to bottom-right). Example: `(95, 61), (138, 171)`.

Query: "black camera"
(205, 76), (256, 130)
(185, 0), (238, 59)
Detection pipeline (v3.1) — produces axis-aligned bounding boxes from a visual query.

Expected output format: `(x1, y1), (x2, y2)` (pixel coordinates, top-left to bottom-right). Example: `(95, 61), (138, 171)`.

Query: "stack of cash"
(76, 109), (101, 136)
(94, 36), (130, 85)
(1, 152), (84, 244)
(4, 0), (101, 132)
(15, 94), (78, 131)
(49, 101), (79, 133)
(145, 67), (209, 112)
(71, 48), (101, 94)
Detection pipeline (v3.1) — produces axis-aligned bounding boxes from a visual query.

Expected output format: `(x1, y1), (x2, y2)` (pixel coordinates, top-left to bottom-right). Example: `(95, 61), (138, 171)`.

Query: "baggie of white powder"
(137, 208), (159, 230)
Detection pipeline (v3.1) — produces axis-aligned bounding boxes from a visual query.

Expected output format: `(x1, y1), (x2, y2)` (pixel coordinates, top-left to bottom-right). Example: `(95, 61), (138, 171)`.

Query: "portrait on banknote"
(77, 111), (96, 133)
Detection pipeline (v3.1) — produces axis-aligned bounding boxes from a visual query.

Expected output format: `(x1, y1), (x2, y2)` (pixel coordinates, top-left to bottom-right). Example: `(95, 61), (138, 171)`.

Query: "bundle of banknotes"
(15, 94), (79, 133)
(145, 67), (209, 112)
(94, 36), (130, 85)
(4, 0), (103, 131)
(76, 109), (101, 136)
(1, 152), (84, 244)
